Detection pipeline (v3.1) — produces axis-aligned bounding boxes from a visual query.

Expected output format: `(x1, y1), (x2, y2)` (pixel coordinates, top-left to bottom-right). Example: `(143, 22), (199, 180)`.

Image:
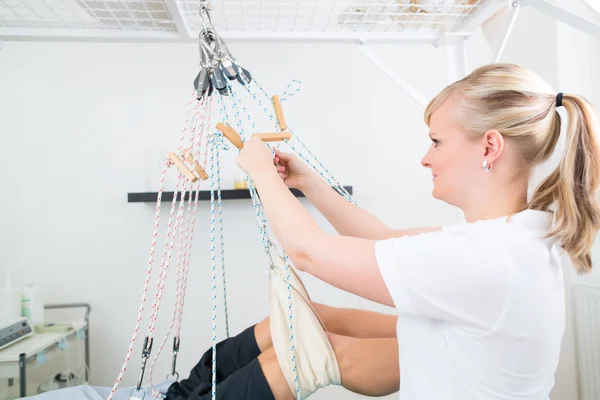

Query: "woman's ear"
(482, 129), (504, 163)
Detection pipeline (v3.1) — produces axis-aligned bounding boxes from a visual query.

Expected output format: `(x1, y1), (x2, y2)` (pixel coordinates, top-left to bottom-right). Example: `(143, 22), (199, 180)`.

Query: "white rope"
(107, 95), (204, 400)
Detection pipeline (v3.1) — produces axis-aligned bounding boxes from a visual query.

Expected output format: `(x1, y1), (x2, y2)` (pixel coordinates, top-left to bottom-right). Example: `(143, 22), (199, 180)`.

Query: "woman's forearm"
(253, 168), (322, 259)
(302, 177), (394, 240)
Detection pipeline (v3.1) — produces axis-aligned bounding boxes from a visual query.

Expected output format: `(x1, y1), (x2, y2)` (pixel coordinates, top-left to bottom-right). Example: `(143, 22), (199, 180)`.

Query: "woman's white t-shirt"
(376, 209), (565, 400)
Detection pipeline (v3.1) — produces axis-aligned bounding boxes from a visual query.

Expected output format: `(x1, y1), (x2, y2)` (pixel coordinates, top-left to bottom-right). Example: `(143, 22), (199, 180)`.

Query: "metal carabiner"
(198, 0), (210, 12)
(129, 387), (146, 400)
(265, 240), (281, 276)
(170, 336), (180, 378)
(198, 35), (211, 69)
(200, 30), (221, 70)
(195, 32), (216, 100)
(198, 1), (218, 49)
(135, 337), (153, 391)
(135, 356), (149, 391)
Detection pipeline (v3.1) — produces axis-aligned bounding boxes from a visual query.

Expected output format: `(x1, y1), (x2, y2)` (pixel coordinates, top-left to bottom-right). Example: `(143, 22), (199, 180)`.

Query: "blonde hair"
(425, 63), (600, 273)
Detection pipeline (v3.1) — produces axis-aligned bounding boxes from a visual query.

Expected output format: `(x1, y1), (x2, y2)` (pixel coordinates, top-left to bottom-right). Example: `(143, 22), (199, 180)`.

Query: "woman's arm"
(237, 138), (440, 305)
(275, 149), (439, 240)
(302, 175), (440, 239)
(302, 175), (393, 239)
(252, 167), (394, 306)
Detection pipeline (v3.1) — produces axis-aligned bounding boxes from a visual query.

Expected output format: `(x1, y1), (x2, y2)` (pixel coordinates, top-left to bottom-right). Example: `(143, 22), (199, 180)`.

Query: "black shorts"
(165, 325), (274, 400)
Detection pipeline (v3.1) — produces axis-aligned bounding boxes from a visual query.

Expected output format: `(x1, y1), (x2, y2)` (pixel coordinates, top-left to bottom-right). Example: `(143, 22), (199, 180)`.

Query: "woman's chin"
(431, 185), (444, 201)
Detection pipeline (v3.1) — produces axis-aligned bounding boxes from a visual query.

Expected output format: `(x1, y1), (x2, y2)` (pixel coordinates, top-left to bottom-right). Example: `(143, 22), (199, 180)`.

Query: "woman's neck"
(461, 178), (529, 223)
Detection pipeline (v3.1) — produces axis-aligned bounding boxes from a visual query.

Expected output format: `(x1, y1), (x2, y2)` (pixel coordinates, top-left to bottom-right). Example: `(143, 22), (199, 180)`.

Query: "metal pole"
(445, 39), (468, 84)
(525, 0), (600, 40)
(357, 40), (428, 109)
(494, 1), (522, 62)
(19, 353), (26, 397)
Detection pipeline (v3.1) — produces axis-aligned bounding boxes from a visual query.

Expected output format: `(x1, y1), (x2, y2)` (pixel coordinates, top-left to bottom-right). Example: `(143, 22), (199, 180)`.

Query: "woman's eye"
(432, 139), (439, 147)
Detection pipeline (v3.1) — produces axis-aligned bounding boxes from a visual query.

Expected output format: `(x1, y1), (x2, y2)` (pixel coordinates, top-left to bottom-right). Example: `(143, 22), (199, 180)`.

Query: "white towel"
(268, 249), (341, 399)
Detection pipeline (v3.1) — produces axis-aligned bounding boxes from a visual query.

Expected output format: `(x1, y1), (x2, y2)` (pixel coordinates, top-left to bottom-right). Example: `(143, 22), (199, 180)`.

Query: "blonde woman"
(167, 63), (600, 400)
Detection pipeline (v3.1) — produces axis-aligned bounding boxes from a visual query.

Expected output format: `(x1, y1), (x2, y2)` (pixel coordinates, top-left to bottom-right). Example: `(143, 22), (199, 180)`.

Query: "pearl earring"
(482, 159), (492, 172)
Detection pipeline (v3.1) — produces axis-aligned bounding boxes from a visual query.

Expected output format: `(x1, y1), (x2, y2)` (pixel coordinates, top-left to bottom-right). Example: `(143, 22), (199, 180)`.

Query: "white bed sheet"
(22, 380), (175, 400)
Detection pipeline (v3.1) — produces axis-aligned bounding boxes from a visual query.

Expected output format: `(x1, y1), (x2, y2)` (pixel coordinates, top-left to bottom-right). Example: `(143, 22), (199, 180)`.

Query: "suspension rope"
(108, 91), (205, 400)
(148, 178), (192, 397)
(220, 79), (302, 399)
(147, 97), (212, 397)
(207, 133), (229, 400)
(241, 77), (354, 204)
(107, 159), (172, 400)
(113, 57), (354, 400)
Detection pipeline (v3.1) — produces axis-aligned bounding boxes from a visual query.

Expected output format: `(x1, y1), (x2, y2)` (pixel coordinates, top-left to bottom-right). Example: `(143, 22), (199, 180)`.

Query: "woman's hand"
(274, 148), (314, 190)
(236, 136), (276, 180)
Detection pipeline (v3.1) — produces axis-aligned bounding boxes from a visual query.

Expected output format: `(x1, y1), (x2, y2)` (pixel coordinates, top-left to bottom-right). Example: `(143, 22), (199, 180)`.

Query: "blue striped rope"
(221, 82), (270, 250)
(280, 79), (302, 102)
(209, 142), (218, 400)
(221, 83), (302, 400)
(216, 141), (229, 339)
(241, 80), (354, 205)
(283, 254), (300, 396)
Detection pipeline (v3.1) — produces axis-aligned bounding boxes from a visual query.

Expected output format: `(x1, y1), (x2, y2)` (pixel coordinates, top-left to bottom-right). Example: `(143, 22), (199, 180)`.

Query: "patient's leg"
(169, 261), (396, 400)
(254, 302), (397, 352)
(313, 302), (398, 339)
(182, 334), (399, 400)
(168, 302), (397, 399)
(263, 334), (400, 398)
(165, 324), (261, 399)
(324, 333), (400, 397)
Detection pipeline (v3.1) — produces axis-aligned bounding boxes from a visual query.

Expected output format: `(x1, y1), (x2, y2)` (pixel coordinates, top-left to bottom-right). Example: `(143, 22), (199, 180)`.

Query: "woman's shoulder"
(442, 209), (555, 236)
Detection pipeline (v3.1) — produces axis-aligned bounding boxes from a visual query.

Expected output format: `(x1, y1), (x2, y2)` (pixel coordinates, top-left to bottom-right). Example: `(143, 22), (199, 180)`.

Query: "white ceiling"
(0, 0), (495, 41)
(1, 0), (598, 42)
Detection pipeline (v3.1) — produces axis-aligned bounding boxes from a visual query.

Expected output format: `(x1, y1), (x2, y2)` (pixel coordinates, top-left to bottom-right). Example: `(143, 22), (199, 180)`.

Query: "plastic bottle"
(21, 272), (44, 326)
(0, 267), (23, 323)
(234, 172), (248, 189)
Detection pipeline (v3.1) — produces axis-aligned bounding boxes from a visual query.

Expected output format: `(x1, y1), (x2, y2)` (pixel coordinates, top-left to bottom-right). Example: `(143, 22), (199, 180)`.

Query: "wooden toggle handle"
(185, 153), (209, 180)
(168, 152), (198, 182)
(253, 132), (292, 142)
(216, 122), (244, 150)
(272, 95), (288, 131)
(217, 123), (292, 149)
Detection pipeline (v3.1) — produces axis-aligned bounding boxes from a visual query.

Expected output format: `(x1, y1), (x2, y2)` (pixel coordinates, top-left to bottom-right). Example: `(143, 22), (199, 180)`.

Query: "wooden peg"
(216, 123), (244, 149)
(167, 152), (198, 182)
(272, 95), (288, 131)
(253, 132), (292, 142)
(185, 152), (209, 180)
(193, 163), (209, 180)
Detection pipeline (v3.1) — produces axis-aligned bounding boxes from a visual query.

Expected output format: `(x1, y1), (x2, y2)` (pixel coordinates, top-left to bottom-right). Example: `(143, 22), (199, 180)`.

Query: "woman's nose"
(421, 152), (431, 169)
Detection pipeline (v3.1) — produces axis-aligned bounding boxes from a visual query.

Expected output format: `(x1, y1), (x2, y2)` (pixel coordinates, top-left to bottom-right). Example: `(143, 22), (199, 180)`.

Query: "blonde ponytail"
(529, 94), (600, 273)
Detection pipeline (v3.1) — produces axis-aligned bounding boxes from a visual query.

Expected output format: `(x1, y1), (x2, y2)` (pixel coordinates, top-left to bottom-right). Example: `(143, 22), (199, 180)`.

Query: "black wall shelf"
(128, 186), (353, 203)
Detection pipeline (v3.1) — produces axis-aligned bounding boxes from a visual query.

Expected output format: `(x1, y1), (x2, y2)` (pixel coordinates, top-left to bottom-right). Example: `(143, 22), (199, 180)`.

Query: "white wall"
(0, 6), (597, 400)
(0, 39), (450, 400)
